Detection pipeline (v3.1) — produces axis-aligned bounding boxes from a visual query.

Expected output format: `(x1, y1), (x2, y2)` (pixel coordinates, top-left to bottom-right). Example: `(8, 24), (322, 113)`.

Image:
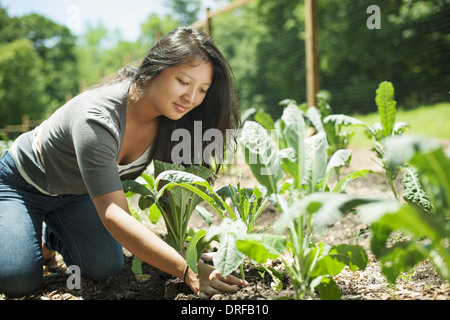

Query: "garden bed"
(4, 146), (449, 301)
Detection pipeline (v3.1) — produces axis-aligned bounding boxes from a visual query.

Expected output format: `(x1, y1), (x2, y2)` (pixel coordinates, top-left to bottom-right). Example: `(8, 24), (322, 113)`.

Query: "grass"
(348, 102), (450, 148)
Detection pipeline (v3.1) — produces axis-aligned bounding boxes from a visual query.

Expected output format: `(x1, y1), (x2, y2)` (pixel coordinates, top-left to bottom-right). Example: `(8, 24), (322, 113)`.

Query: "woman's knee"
(0, 263), (42, 297)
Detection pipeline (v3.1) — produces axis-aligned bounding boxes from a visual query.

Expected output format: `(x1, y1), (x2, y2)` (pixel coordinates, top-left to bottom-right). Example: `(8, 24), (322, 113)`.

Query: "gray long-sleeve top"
(10, 79), (154, 198)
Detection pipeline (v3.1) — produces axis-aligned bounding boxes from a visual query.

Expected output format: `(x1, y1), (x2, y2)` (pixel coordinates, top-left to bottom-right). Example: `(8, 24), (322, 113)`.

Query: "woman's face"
(145, 60), (213, 120)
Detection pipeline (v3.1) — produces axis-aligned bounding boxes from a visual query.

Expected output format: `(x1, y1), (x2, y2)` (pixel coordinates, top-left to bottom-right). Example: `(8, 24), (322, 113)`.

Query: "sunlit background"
(0, 0), (449, 143)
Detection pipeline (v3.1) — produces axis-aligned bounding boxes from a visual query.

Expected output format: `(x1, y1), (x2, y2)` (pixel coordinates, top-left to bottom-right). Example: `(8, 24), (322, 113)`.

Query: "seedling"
(324, 81), (410, 198)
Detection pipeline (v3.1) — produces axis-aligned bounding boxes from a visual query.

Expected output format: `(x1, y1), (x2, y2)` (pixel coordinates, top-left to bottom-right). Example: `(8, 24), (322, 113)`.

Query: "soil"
(2, 146), (449, 301)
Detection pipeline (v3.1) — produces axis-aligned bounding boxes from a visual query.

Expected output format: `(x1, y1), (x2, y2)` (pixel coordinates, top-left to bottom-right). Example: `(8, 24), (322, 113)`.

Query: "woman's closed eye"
(177, 78), (189, 86)
(178, 78), (208, 94)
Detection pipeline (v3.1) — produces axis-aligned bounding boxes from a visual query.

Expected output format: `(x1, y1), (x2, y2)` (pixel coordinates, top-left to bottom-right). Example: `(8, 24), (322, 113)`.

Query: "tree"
(0, 39), (45, 127)
(165, 0), (201, 26)
(0, 6), (79, 127)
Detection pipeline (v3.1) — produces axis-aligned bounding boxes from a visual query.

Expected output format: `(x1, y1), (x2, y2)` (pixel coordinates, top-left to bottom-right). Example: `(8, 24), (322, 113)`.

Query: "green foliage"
(238, 98), (374, 299)
(124, 160), (241, 275)
(123, 160), (216, 253)
(122, 81), (449, 299)
(216, 180), (268, 233)
(241, 100), (370, 201)
(238, 193), (370, 300)
(0, 8), (78, 127)
(324, 81), (410, 198)
(205, 218), (247, 277)
(164, 0), (201, 26)
(239, 120), (283, 195)
(0, 39), (45, 126)
(190, 180), (270, 277)
(353, 134), (450, 283)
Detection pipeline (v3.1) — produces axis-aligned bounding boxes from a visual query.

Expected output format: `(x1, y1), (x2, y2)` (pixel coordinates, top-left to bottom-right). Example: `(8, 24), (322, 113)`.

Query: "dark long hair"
(121, 27), (240, 180)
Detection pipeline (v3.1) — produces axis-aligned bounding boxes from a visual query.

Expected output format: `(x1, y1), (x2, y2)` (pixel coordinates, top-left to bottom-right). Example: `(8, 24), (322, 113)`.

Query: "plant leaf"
(320, 149), (352, 189)
(236, 234), (286, 263)
(402, 166), (434, 214)
(207, 219), (247, 276)
(323, 114), (367, 127)
(185, 230), (208, 274)
(122, 180), (152, 196)
(384, 135), (450, 211)
(315, 276), (342, 300)
(148, 203), (162, 224)
(312, 244), (368, 277)
(306, 106), (325, 134)
(239, 121), (282, 195)
(281, 103), (306, 182)
(131, 256), (143, 275)
(155, 170), (210, 188)
(254, 110), (276, 131)
(331, 169), (373, 193)
(303, 133), (328, 191)
(375, 81), (397, 137)
(195, 205), (214, 225)
(358, 200), (446, 243)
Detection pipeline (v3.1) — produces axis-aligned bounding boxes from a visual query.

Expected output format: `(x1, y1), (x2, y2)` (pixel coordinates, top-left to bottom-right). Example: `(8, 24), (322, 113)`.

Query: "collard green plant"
(216, 178), (268, 233)
(123, 160), (237, 267)
(185, 180), (269, 278)
(237, 100), (372, 299)
(237, 193), (371, 300)
(324, 81), (410, 198)
(359, 135), (450, 283)
(124, 160), (245, 276)
(239, 120), (283, 196)
(240, 102), (370, 203)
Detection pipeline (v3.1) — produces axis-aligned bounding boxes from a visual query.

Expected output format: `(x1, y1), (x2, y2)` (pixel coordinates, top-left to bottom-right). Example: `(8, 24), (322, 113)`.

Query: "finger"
(210, 278), (242, 293)
(208, 269), (249, 288)
(204, 286), (222, 297)
(220, 274), (249, 287)
(199, 252), (215, 262)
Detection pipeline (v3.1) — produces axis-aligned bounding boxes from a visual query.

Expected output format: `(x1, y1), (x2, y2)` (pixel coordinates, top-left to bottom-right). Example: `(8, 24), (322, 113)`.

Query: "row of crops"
(123, 81), (449, 300)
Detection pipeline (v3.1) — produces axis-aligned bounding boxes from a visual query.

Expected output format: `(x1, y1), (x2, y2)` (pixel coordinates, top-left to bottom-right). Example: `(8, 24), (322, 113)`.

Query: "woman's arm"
(92, 190), (247, 298)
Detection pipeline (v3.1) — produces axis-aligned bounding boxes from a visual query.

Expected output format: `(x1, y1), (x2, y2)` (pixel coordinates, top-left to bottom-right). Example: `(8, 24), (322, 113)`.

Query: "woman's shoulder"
(80, 78), (132, 111)
(57, 78), (131, 125)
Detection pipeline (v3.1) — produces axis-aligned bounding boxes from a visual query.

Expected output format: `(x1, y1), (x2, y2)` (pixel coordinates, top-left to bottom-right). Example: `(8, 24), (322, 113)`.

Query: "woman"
(0, 27), (246, 299)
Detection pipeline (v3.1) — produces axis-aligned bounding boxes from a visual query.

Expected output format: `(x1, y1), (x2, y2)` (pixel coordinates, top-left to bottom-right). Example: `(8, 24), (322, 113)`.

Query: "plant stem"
(240, 262), (245, 280)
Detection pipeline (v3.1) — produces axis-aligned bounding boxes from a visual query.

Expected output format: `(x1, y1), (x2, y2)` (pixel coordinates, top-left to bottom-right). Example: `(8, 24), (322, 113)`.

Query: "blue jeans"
(0, 151), (124, 297)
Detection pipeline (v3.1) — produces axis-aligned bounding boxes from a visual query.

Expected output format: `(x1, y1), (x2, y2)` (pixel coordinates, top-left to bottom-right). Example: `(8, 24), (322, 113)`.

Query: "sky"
(0, 0), (225, 42)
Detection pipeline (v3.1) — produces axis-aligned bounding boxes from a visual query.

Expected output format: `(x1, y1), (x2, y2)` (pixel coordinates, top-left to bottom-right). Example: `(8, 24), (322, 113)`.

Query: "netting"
(209, 0), (450, 119)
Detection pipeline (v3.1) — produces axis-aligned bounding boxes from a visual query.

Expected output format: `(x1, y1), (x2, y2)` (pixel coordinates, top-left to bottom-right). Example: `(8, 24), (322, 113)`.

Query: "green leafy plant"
(237, 193), (370, 300)
(239, 100), (371, 202)
(123, 161), (248, 273)
(236, 100), (372, 299)
(123, 160), (214, 252)
(185, 179), (269, 278)
(324, 81), (410, 198)
(357, 135), (450, 283)
(216, 178), (268, 233)
(123, 160), (238, 275)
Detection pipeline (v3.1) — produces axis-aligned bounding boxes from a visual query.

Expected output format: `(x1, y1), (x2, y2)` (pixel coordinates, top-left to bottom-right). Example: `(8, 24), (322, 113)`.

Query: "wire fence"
(207, 0), (450, 119)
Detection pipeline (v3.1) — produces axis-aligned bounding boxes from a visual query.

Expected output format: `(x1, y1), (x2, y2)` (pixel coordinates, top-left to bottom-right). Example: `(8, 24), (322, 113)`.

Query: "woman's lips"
(174, 103), (188, 113)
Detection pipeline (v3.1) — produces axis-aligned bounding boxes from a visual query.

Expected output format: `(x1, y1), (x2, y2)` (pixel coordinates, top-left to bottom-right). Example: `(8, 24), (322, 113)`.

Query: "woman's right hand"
(185, 261), (248, 300)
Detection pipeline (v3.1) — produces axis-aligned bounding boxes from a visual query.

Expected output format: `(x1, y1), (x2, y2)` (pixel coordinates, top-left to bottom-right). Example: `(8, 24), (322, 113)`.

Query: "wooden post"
(205, 8), (212, 36)
(21, 114), (30, 133)
(79, 79), (86, 93)
(305, 0), (319, 107)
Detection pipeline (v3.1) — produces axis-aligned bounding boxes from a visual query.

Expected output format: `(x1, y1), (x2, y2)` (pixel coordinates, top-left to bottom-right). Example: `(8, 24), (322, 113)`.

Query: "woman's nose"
(182, 88), (197, 105)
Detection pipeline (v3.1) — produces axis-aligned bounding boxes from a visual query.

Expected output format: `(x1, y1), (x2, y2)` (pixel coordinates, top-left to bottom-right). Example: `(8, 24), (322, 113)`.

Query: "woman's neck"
(126, 83), (159, 126)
